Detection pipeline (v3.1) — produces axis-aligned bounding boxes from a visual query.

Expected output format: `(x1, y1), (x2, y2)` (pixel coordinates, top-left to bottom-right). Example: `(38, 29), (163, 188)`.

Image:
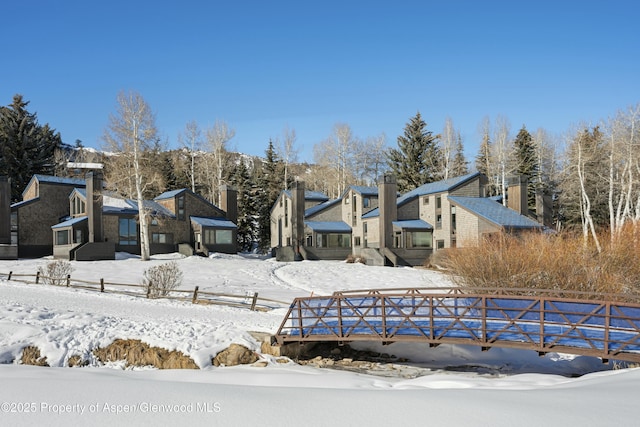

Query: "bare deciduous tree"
(492, 115), (512, 205)
(178, 120), (202, 193)
(276, 126), (298, 189)
(201, 120), (235, 205)
(606, 104), (640, 240)
(103, 90), (160, 261)
(441, 117), (459, 180)
(313, 123), (356, 196)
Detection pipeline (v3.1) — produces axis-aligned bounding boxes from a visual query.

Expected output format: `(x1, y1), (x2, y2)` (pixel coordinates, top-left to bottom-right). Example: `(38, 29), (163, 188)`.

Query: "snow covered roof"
(51, 216), (87, 229)
(154, 189), (187, 200)
(11, 198), (38, 209)
(190, 216), (237, 229)
(102, 195), (175, 217)
(305, 221), (351, 233)
(448, 196), (543, 229)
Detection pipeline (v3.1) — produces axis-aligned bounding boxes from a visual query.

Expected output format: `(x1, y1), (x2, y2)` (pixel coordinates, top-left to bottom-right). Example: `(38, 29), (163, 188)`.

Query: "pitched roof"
(305, 221), (352, 233)
(22, 174), (86, 199)
(32, 174), (86, 186)
(282, 189), (330, 202)
(51, 216), (87, 229)
(342, 185), (378, 198)
(448, 196), (543, 229)
(102, 195), (175, 217)
(190, 216), (237, 229)
(392, 219), (433, 230)
(396, 172), (481, 207)
(69, 188), (86, 199)
(154, 188), (187, 200)
(362, 172), (482, 219)
(305, 198), (341, 218)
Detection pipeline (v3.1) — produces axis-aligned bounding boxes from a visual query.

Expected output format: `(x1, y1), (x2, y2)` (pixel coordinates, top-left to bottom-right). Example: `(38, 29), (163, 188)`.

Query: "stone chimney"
(378, 174), (397, 249)
(291, 180), (305, 256)
(220, 185), (238, 224)
(86, 171), (104, 242)
(0, 176), (10, 244)
(507, 175), (528, 216)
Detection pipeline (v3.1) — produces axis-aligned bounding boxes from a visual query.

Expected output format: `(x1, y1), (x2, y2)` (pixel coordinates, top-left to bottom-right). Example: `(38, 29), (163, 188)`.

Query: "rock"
(213, 344), (259, 367)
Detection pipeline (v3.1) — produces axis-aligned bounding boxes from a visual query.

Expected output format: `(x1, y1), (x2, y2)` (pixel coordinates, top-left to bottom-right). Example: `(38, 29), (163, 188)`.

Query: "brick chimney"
(86, 171), (104, 242)
(0, 176), (10, 244)
(220, 185), (238, 224)
(378, 174), (397, 249)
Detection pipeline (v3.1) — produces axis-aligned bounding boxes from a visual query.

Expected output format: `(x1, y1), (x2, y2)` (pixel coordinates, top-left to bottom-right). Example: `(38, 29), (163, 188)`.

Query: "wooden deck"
(275, 287), (640, 363)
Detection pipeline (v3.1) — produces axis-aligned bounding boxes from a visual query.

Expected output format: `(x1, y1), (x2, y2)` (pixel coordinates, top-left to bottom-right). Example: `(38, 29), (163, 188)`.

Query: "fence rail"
(0, 270), (288, 311)
(276, 288), (640, 363)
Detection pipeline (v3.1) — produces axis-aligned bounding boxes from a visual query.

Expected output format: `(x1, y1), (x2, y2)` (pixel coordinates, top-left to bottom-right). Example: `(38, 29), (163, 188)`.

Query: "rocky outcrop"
(212, 343), (259, 367)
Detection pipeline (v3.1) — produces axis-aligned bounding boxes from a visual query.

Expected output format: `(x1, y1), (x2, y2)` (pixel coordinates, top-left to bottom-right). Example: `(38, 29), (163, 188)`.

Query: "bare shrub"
(142, 261), (183, 297)
(67, 355), (89, 367)
(441, 229), (640, 300)
(38, 260), (73, 286)
(93, 338), (198, 369)
(21, 346), (49, 367)
(424, 248), (454, 269)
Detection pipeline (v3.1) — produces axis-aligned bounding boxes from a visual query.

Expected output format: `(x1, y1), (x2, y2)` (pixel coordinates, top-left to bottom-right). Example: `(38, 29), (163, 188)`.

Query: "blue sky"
(2, 1), (638, 163)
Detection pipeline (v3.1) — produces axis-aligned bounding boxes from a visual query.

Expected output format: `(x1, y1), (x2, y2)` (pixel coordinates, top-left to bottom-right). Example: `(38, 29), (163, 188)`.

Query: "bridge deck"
(275, 288), (640, 363)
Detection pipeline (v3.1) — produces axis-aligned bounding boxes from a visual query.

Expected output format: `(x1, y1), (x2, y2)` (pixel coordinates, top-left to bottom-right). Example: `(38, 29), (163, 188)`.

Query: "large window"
(71, 196), (85, 216)
(203, 229), (233, 245)
(56, 230), (69, 245)
(316, 233), (351, 248)
(407, 231), (432, 248)
(119, 218), (137, 245)
(215, 229), (233, 245)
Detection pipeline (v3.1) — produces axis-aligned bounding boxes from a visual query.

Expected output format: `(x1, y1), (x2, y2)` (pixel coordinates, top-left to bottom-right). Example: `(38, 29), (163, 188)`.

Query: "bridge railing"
(275, 289), (640, 363)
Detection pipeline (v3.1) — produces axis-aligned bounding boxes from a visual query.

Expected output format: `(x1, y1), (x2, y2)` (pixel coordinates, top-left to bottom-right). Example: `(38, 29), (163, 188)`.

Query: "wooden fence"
(0, 270), (288, 312)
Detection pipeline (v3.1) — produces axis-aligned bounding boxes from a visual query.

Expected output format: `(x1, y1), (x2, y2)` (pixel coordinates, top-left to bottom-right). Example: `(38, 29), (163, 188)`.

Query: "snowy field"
(1, 253), (638, 426)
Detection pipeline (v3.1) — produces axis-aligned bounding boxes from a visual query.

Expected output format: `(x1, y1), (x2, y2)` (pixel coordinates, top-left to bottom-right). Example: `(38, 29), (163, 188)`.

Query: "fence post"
(147, 282), (152, 298)
(192, 286), (199, 304)
(66, 274), (71, 287)
(100, 278), (104, 293)
(35, 271), (40, 284)
(250, 292), (259, 311)
(7, 271), (12, 281)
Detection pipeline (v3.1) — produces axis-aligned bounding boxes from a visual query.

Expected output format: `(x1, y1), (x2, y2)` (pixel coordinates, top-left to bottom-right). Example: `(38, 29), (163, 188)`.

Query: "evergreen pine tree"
(513, 125), (538, 210)
(255, 140), (284, 252)
(0, 94), (62, 201)
(387, 112), (440, 192)
(450, 134), (469, 177)
(229, 159), (257, 252)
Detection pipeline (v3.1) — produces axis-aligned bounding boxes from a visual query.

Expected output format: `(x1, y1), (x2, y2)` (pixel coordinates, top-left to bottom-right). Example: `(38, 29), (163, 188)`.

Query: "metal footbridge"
(275, 287), (640, 363)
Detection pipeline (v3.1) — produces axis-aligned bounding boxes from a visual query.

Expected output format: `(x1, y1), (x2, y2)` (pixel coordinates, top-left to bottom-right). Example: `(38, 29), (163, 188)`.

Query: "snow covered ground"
(1, 253), (638, 426)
